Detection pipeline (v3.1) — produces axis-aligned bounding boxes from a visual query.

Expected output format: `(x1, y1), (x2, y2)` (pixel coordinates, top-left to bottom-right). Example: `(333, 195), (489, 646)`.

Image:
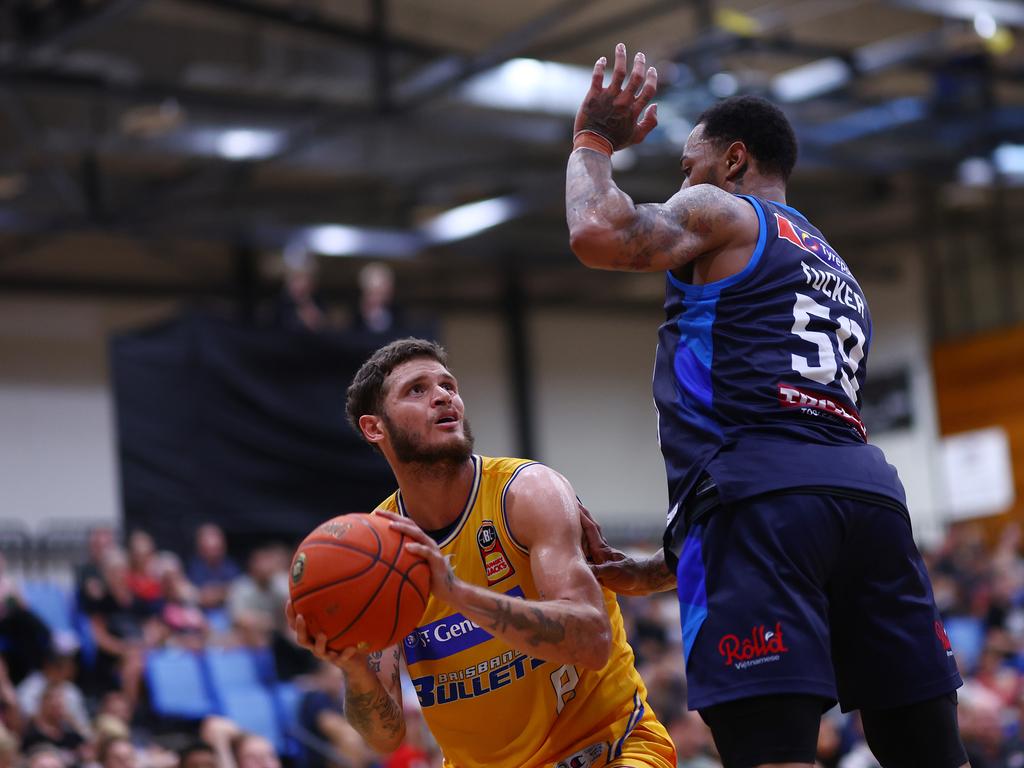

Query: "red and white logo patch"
(477, 520), (515, 586)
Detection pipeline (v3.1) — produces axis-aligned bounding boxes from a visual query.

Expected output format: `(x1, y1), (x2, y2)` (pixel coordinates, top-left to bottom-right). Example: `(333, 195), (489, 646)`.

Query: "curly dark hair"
(695, 95), (798, 181)
(345, 337), (449, 437)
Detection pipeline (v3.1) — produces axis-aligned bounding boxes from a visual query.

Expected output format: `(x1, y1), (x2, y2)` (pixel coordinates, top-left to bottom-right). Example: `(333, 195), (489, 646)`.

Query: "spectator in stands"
(98, 737), (137, 768)
(126, 532), (162, 609)
(227, 547), (309, 677)
(201, 716), (280, 768)
(0, 658), (22, 735)
(16, 637), (90, 738)
(25, 745), (65, 768)
(178, 742), (217, 768)
(158, 555), (207, 647)
(187, 525), (240, 613)
(83, 550), (161, 713)
(352, 262), (400, 335)
(226, 548), (285, 647)
(667, 711), (719, 768)
(75, 526), (116, 605)
(0, 556), (51, 685)
(0, 725), (16, 768)
(297, 662), (375, 768)
(273, 245), (328, 333)
(20, 683), (87, 763)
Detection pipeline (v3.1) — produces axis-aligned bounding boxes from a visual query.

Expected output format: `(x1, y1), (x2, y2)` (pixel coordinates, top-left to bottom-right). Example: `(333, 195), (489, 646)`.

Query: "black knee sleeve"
(860, 692), (968, 768)
(699, 694), (828, 768)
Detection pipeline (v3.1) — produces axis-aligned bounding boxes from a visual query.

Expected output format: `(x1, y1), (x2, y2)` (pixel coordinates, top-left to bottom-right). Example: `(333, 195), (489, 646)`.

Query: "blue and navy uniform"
(656, 195), (961, 712)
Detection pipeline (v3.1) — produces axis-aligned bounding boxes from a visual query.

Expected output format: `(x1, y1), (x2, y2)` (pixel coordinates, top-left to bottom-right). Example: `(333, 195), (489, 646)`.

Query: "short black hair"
(345, 338), (449, 438)
(696, 95), (798, 181)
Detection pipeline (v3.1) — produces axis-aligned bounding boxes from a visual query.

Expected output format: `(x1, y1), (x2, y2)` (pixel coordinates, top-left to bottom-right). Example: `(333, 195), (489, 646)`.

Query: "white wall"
(0, 298), (175, 532)
(861, 252), (946, 545)
(0, 276), (944, 544)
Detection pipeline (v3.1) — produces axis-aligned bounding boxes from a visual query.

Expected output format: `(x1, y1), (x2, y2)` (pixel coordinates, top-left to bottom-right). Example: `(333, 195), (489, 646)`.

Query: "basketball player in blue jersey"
(565, 44), (968, 768)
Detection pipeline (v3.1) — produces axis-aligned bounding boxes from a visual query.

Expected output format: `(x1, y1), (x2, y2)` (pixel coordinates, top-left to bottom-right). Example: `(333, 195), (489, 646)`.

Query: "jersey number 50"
(790, 292), (866, 404)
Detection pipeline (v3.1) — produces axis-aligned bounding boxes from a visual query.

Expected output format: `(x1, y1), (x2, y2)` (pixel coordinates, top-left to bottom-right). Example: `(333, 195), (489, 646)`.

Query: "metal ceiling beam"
(173, 0), (445, 59)
(889, 0), (1024, 27)
(7, 0), (152, 58)
(394, 0), (594, 107)
(526, 0), (689, 60)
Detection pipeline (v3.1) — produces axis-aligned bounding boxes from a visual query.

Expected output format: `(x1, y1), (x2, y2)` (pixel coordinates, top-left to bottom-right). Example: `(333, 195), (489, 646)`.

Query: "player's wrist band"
(572, 130), (613, 156)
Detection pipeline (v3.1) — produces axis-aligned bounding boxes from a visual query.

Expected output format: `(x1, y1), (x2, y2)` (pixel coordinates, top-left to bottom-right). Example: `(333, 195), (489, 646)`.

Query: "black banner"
(110, 311), (432, 556)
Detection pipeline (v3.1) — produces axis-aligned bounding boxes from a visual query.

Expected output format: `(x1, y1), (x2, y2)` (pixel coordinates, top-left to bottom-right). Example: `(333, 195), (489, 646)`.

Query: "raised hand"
(574, 42), (659, 150)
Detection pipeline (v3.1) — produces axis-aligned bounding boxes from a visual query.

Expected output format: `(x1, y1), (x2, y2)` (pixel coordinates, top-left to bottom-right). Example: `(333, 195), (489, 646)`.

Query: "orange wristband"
(572, 130), (613, 156)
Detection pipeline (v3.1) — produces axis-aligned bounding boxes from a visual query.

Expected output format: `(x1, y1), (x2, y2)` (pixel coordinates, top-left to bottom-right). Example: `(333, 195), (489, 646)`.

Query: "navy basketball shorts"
(674, 492), (963, 712)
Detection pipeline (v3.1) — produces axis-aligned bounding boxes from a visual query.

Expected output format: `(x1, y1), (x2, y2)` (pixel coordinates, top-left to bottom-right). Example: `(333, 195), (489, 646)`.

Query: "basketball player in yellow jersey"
(286, 338), (675, 768)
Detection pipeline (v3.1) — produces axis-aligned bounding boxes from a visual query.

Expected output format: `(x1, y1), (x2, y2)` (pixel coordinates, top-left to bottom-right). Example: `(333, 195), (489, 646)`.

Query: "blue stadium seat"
(22, 581), (73, 634)
(204, 647), (262, 694)
(145, 648), (216, 720)
(205, 609), (232, 633)
(220, 686), (285, 754)
(273, 682), (302, 757)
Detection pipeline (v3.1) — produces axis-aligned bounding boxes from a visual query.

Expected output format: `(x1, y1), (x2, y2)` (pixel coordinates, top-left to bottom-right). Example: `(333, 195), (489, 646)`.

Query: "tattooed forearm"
(483, 599), (567, 647)
(345, 685), (403, 740)
(367, 650), (383, 674)
(637, 550), (676, 592)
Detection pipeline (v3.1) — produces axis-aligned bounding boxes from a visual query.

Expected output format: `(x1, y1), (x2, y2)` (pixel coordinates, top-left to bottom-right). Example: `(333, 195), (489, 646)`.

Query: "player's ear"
(359, 414), (386, 445)
(724, 140), (748, 180)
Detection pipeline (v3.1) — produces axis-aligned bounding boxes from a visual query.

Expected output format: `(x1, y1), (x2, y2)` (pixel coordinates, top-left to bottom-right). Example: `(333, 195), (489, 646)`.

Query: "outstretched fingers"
(607, 42), (628, 94)
(634, 103), (659, 144)
(616, 51), (648, 106)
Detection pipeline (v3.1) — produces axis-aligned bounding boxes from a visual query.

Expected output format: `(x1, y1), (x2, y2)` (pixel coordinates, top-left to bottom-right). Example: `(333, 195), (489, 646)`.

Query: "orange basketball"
(289, 513), (430, 653)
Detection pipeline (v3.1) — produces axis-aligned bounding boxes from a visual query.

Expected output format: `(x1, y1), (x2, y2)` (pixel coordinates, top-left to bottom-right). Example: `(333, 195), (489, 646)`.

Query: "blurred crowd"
(1, 518), (1023, 768)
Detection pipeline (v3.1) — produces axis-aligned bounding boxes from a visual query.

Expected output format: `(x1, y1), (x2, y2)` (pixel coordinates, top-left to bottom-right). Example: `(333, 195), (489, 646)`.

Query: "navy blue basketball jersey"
(654, 195), (907, 528)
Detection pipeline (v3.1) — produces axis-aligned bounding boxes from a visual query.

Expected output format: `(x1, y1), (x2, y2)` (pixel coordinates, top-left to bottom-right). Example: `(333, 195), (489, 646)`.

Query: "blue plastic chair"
(22, 581), (73, 634)
(204, 647), (262, 694)
(943, 615), (985, 674)
(220, 686), (285, 754)
(145, 648), (216, 720)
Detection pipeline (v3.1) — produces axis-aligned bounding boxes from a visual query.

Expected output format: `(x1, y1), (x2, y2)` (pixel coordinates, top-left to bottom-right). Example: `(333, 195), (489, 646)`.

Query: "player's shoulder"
(479, 456), (565, 489)
(372, 491), (400, 514)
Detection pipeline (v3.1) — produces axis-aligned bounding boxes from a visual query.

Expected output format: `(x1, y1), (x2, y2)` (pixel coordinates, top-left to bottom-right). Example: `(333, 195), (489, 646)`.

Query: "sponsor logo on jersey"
(935, 621), (954, 657)
(778, 383), (867, 440)
(476, 520), (515, 586)
(718, 622), (790, 669)
(411, 652), (546, 707)
(555, 742), (608, 768)
(776, 213), (853, 277)
(404, 586), (525, 663)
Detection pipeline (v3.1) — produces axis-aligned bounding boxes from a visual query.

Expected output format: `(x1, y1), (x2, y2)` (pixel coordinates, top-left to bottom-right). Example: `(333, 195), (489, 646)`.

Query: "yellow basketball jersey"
(376, 455), (674, 768)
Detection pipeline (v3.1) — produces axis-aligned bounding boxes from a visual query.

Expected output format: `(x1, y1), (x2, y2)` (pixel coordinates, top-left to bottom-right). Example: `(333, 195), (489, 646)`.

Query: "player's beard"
(382, 412), (475, 468)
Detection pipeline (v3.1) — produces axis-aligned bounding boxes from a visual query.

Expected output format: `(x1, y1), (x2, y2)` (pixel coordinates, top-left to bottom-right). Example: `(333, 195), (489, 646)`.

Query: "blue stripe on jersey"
(674, 297), (716, 411)
(676, 525), (708, 665)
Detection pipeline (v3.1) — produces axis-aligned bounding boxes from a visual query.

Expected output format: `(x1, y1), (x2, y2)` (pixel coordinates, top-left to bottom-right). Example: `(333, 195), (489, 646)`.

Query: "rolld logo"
(718, 622), (790, 667)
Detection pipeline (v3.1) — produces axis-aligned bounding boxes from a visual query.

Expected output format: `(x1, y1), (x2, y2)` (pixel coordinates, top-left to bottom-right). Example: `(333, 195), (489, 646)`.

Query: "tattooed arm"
(566, 43), (754, 272)
(286, 603), (406, 753)
(380, 466), (612, 670)
(342, 644), (405, 753)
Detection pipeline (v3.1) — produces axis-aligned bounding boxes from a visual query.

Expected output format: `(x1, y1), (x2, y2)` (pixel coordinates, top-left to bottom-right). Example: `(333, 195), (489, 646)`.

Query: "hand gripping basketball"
(376, 511), (461, 606)
(288, 513), (430, 653)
